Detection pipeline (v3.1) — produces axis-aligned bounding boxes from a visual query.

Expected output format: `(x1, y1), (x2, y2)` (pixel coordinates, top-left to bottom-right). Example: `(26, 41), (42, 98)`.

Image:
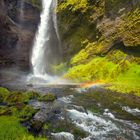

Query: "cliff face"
(0, 0), (40, 70)
(57, 0), (140, 95)
(58, 0), (140, 58)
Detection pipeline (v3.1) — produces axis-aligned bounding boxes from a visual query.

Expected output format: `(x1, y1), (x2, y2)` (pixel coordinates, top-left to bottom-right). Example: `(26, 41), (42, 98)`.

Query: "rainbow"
(79, 81), (105, 89)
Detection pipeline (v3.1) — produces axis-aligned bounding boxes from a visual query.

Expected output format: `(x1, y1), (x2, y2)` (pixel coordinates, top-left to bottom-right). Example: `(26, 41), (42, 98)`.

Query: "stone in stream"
(30, 100), (63, 133)
(51, 132), (74, 140)
(29, 100), (48, 110)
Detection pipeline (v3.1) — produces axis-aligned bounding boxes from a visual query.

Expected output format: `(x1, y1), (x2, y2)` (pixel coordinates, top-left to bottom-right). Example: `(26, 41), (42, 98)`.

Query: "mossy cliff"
(57, 0), (140, 95)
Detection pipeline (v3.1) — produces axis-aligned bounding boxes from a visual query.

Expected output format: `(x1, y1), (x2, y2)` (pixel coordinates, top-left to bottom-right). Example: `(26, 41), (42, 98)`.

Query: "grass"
(0, 116), (46, 140)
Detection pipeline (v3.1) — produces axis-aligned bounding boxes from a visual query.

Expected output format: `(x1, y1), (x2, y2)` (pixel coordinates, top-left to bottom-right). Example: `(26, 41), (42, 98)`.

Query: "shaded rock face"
(0, 0), (40, 70)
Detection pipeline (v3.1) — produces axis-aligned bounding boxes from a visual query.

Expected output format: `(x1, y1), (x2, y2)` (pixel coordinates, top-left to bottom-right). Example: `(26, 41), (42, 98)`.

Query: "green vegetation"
(118, 8), (140, 46)
(39, 93), (56, 102)
(0, 87), (10, 102)
(0, 116), (46, 140)
(18, 105), (37, 122)
(57, 0), (88, 12)
(65, 53), (140, 95)
(4, 91), (30, 105)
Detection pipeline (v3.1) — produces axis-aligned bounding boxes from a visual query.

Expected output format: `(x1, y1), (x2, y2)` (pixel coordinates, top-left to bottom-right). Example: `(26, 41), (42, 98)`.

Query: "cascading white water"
(31, 0), (60, 80)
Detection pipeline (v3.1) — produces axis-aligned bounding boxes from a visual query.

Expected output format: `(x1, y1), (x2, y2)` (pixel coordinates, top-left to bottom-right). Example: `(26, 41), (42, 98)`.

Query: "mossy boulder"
(24, 91), (40, 100)
(4, 91), (30, 105)
(39, 93), (56, 102)
(18, 105), (37, 122)
(0, 87), (10, 102)
(0, 106), (12, 116)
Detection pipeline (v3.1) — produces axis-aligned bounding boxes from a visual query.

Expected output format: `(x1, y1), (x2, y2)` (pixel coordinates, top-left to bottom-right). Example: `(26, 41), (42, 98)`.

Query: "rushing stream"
(51, 91), (140, 140)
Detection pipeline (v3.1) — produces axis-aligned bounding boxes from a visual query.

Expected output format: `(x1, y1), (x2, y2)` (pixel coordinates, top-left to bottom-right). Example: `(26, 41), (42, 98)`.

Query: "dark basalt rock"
(0, 0), (40, 70)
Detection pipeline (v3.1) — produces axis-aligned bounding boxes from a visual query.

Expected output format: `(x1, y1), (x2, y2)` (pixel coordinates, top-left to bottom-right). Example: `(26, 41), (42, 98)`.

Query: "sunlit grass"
(0, 116), (46, 140)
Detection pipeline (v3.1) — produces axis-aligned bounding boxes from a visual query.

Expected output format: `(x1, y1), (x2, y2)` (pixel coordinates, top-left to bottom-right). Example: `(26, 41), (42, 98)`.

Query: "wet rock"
(29, 100), (47, 110)
(51, 132), (74, 140)
(30, 100), (63, 134)
(71, 105), (86, 113)
(33, 109), (52, 122)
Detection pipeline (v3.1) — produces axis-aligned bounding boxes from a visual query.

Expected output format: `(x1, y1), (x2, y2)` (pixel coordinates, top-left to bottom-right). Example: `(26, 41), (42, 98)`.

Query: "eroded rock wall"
(0, 0), (40, 70)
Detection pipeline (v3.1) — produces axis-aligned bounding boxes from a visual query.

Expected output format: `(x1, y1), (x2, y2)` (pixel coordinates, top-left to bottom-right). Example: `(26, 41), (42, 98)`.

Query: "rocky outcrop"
(0, 0), (40, 70)
(57, 0), (140, 59)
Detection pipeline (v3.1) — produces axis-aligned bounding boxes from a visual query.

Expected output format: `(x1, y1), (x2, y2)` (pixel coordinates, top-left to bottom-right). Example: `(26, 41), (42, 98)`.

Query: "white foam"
(51, 132), (74, 140)
(122, 106), (140, 116)
(58, 95), (74, 103)
(67, 109), (119, 136)
(103, 109), (115, 119)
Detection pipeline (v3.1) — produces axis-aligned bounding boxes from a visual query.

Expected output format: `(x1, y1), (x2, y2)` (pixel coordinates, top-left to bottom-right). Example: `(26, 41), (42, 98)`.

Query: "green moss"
(39, 93), (56, 102)
(4, 91), (30, 105)
(24, 91), (40, 100)
(0, 87), (10, 102)
(0, 116), (46, 140)
(65, 57), (116, 81)
(58, 0), (88, 12)
(0, 106), (12, 116)
(108, 63), (140, 96)
(118, 8), (140, 46)
(71, 42), (104, 65)
(107, 50), (128, 63)
(18, 105), (37, 122)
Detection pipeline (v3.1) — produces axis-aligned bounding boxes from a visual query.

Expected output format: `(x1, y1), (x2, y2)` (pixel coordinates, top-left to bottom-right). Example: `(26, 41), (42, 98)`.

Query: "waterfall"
(31, 0), (60, 80)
